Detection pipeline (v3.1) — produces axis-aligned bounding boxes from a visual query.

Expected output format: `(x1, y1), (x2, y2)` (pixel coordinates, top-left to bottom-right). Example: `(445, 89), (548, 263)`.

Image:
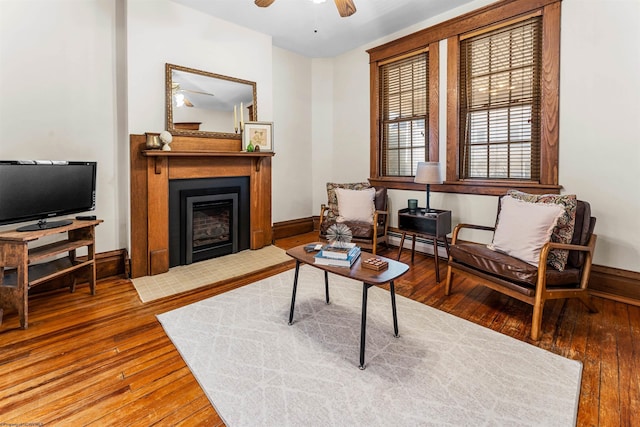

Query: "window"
(368, 0), (560, 194)
(459, 16), (542, 181)
(380, 52), (429, 177)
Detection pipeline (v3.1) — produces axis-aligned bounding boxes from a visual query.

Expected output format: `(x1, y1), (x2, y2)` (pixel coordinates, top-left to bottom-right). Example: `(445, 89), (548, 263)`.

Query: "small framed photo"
(243, 121), (273, 152)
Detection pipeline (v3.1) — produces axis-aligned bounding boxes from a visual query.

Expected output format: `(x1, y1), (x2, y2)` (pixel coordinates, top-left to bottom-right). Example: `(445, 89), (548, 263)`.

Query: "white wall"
(0, 0), (121, 252)
(558, 0), (640, 269)
(127, 0), (273, 135)
(327, 0), (640, 271)
(272, 47), (313, 222)
(311, 58), (335, 211)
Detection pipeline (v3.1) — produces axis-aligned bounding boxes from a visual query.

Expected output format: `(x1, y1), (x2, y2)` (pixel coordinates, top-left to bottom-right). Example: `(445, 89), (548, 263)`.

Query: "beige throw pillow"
(506, 190), (577, 271)
(335, 187), (376, 224)
(489, 196), (564, 266)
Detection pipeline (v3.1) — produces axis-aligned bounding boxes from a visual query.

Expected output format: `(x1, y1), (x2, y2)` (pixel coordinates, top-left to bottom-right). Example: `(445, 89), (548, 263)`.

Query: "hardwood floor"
(1, 231), (638, 426)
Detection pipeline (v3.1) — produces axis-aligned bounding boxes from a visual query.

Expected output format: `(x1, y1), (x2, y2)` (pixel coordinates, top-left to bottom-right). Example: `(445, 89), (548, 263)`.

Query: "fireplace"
(169, 177), (250, 267)
(129, 134), (273, 278)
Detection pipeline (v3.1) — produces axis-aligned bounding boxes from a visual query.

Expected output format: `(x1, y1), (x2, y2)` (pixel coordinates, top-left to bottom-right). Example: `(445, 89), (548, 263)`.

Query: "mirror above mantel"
(165, 63), (257, 139)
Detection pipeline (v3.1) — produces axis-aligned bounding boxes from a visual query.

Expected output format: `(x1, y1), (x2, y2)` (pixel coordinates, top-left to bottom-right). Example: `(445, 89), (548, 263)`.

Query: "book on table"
(320, 243), (358, 260)
(314, 248), (361, 267)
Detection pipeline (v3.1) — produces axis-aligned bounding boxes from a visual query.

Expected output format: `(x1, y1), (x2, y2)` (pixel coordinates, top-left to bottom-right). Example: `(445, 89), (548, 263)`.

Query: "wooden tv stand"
(0, 219), (102, 329)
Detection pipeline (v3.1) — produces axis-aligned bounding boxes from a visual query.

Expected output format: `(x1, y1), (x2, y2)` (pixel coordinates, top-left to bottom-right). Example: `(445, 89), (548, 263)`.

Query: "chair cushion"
(452, 242), (539, 284)
(507, 190), (577, 271)
(490, 196), (564, 266)
(335, 187), (375, 224)
(451, 242), (582, 288)
(325, 182), (371, 222)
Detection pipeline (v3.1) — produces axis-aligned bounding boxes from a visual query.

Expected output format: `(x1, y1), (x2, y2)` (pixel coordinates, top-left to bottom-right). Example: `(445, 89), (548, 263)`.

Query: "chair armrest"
(539, 233), (597, 265)
(535, 234), (597, 293)
(373, 209), (389, 232)
(544, 237), (597, 254)
(373, 209), (388, 221)
(450, 223), (495, 245)
(319, 204), (328, 229)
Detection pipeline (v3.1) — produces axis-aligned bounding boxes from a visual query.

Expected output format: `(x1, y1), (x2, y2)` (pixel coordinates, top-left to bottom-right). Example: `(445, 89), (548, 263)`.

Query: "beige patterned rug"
(131, 246), (292, 302)
(158, 265), (582, 426)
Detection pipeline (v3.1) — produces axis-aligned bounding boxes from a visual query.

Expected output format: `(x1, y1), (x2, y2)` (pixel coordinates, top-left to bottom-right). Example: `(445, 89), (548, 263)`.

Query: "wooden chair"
(318, 182), (389, 255)
(445, 197), (598, 340)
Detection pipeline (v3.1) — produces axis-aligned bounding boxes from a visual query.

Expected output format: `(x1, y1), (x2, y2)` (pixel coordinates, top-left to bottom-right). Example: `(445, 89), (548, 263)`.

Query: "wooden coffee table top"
(286, 244), (409, 285)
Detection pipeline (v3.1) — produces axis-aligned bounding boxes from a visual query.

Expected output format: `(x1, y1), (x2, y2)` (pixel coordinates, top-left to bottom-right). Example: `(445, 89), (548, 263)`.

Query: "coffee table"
(286, 244), (409, 369)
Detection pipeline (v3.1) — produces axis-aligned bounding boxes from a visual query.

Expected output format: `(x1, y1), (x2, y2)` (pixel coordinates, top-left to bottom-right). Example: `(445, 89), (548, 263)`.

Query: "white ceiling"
(170, 0), (477, 58)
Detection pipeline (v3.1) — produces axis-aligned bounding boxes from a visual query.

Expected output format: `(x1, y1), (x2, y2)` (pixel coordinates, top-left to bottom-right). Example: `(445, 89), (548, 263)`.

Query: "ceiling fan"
(255, 0), (356, 18)
(172, 83), (214, 108)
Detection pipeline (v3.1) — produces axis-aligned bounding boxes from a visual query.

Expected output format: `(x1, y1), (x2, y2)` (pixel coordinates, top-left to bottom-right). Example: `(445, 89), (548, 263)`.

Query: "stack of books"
(314, 244), (361, 267)
(362, 257), (389, 271)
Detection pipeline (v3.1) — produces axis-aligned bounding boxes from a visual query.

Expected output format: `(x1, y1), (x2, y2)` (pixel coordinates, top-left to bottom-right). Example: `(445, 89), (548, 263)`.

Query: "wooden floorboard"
(0, 231), (638, 426)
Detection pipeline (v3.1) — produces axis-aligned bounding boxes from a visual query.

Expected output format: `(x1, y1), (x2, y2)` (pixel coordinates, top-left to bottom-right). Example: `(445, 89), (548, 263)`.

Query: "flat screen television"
(0, 160), (97, 232)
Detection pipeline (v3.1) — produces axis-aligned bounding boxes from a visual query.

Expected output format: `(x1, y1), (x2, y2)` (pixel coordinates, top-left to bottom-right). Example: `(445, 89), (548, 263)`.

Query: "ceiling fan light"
(174, 93), (185, 108)
(310, 0), (327, 4)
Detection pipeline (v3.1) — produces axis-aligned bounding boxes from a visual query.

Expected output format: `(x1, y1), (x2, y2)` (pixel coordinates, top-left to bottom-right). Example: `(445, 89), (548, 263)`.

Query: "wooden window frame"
(368, 0), (561, 195)
(369, 44), (439, 191)
(380, 49), (432, 179)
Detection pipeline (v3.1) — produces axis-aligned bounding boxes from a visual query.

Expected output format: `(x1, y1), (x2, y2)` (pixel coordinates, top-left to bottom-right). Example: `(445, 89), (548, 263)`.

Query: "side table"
(396, 208), (452, 282)
(0, 219), (102, 328)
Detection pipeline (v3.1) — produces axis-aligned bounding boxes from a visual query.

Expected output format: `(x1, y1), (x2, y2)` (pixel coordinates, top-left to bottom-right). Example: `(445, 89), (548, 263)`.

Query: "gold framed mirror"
(165, 63), (257, 139)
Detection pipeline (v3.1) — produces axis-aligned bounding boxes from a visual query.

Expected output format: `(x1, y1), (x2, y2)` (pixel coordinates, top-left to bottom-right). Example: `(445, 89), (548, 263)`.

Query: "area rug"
(132, 245), (291, 302)
(157, 265), (582, 426)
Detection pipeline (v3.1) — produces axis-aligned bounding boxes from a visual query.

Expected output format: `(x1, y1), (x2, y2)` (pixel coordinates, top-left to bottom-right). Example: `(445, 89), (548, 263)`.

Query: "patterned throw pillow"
(325, 182), (371, 222)
(506, 190), (577, 271)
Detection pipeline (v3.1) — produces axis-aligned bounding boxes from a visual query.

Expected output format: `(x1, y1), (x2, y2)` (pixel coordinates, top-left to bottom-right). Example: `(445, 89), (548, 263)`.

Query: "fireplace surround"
(130, 134), (274, 278)
(169, 177), (250, 267)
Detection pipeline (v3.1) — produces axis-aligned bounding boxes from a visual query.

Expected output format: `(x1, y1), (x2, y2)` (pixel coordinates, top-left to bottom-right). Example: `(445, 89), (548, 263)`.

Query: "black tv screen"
(0, 160), (96, 231)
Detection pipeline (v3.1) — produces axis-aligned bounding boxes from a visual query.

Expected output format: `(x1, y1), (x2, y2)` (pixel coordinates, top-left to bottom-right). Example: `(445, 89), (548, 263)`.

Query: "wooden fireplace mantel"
(142, 150), (274, 173)
(129, 134), (274, 278)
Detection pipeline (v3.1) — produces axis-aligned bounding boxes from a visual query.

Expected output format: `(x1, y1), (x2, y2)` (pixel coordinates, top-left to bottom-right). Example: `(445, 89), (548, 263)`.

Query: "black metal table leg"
(324, 270), (330, 304)
(390, 280), (399, 337)
(359, 282), (371, 370)
(288, 261), (301, 325)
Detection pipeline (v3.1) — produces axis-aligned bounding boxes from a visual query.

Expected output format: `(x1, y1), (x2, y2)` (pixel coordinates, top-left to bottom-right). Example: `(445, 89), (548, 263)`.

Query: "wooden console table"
(0, 219), (102, 329)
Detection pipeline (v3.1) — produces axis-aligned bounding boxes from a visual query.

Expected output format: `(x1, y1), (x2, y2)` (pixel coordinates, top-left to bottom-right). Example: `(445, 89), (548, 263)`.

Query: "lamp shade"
(414, 162), (442, 185)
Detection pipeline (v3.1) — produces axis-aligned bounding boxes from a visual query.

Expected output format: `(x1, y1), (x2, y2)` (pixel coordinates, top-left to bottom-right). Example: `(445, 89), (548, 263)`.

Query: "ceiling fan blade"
(334, 0), (356, 17)
(181, 89), (214, 97)
(255, 0), (275, 7)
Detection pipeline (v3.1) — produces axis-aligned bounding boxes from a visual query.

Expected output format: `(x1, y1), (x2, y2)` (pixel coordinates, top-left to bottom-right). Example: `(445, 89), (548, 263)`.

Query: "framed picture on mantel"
(243, 121), (273, 152)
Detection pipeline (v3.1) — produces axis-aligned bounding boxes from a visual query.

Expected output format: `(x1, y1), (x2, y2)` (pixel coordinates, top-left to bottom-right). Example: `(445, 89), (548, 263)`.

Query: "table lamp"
(414, 161), (442, 212)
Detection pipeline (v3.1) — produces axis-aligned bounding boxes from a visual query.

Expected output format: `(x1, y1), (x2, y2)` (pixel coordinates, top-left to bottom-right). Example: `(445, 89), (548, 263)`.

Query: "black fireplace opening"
(169, 177), (250, 267)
